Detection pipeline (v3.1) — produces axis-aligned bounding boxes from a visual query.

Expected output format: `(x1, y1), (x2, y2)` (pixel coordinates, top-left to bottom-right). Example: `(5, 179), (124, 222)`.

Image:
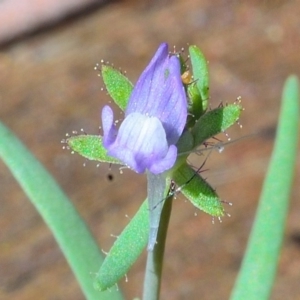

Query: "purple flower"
(101, 43), (187, 174)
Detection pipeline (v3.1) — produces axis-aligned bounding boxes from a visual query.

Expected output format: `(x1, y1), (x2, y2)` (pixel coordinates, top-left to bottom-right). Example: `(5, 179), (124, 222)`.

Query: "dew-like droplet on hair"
(125, 214), (132, 220)
(216, 143), (224, 153)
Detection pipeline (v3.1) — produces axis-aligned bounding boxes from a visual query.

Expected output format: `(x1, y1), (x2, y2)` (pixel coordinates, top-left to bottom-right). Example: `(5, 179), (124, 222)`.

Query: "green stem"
(143, 191), (173, 300)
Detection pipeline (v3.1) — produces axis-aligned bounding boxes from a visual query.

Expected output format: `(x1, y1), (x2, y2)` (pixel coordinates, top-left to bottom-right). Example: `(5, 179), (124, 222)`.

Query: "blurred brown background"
(0, 0), (299, 299)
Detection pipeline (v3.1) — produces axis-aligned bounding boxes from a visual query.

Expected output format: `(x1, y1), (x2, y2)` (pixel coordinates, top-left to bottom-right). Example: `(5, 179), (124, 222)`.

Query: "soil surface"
(0, 0), (300, 299)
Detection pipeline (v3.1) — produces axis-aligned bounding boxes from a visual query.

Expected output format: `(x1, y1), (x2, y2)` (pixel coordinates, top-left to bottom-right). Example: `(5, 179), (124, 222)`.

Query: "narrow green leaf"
(101, 65), (133, 111)
(0, 122), (123, 300)
(192, 102), (242, 148)
(172, 163), (224, 217)
(94, 200), (149, 291)
(95, 179), (173, 291)
(66, 134), (121, 164)
(230, 76), (299, 300)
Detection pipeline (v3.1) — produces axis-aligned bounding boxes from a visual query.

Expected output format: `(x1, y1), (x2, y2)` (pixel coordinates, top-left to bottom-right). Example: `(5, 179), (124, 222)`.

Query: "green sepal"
(189, 45), (209, 104)
(101, 65), (133, 111)
(184, 46), (210, 128)
(176, 129), (194, 154)
(177, 51), (189, 76)
(172, 163), (224, 217)
(94, 200), (149, 291)
(192, 102), (242, 148)
(67, 134), (121, 164)
(186, 83), (204, 128)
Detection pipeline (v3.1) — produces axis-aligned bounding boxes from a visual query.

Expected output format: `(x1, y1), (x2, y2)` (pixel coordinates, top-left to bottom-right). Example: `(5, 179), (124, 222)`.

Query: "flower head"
(101, 43), (187, 174)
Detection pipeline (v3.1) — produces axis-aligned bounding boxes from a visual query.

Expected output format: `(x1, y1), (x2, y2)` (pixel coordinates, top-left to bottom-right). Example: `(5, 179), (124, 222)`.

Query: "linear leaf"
(0, 122), (123, 300)
(230, 76), (299, 300)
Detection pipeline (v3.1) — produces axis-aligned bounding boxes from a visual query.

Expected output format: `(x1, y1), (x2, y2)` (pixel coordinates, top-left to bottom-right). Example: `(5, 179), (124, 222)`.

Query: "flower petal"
(101, 105), (117, 147)
(126, 43), (187, 145)
(105, 112), (177, 174)
(148, 144), (177, 174)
